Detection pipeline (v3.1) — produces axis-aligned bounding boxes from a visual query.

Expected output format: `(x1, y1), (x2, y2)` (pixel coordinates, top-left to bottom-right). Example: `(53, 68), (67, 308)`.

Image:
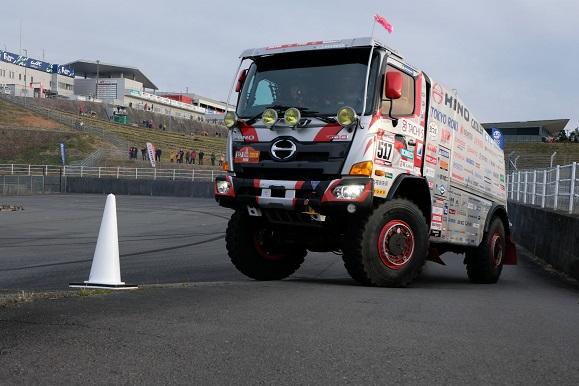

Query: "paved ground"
(1, 194), (578, 384)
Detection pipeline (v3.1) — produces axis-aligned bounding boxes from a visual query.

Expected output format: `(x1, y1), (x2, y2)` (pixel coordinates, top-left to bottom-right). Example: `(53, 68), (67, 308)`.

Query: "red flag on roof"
(374, 14), (393, 33)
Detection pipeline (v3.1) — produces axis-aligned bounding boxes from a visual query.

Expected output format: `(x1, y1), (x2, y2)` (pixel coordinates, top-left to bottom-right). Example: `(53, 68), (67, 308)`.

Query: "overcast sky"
(2, 0), (578, 130)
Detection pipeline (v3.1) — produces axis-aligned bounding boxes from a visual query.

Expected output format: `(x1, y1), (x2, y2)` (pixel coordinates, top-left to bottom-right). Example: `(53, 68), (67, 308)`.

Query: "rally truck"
(214, 37), (517, 287)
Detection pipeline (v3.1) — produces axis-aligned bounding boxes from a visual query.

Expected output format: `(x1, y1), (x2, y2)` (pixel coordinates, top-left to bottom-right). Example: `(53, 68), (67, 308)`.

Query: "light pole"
(23, 48), (27, 102)
(95, 59), (100, 99)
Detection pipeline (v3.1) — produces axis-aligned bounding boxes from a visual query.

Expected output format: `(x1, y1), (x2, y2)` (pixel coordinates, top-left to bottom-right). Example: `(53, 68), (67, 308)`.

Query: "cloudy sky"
(1, 0), (578, 130)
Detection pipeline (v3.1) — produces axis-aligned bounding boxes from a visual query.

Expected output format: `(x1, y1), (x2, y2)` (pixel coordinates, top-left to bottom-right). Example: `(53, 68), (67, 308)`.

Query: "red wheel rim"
(253, 228), (285, 261)
(377, 220), (415, 270)
(489, 233), (503, 267)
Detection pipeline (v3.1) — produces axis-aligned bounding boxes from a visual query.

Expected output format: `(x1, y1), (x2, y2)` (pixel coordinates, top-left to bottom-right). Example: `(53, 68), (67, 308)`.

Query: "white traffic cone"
(70, 194), (137, 289)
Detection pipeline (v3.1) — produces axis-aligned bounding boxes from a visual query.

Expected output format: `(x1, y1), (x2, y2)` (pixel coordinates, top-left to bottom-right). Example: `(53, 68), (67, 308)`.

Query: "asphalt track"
(1, 194), (578, 384)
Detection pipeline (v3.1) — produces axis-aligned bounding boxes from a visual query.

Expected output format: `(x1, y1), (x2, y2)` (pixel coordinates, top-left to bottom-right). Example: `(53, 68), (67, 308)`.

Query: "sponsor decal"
(428, 181), (434, 189)
(500, 174), (505, 182)
(428, 122), (438, 139)
(431, 222), (442, 230)
(432, 83), (443, 104)
(414, 141), (423, 162)
(437, 184), (446, 196)
(234, 146), (260, 164)
(399, 160), (414, 171)
(426, 155), (437, 165)
(452, 172), (465, 182)
(401, 120), (424, 138)
(449, 208), (456, 215)
(441, 127), (452, 144)
(400, 148), (414, 160)
(427, 144), (437, 154)
(385, 172), (394, 179)
(452, 162), (464, 171)
(438, 146), (450, 158)
(433, 207), (443, 215)
(432, 214), (443, 222)
(439, 159), (449, 171)
(374, 187), (387, 196)
(444, 203), (448, 215)
(424, 167), (435, 178)
(431, 229), (442, 237)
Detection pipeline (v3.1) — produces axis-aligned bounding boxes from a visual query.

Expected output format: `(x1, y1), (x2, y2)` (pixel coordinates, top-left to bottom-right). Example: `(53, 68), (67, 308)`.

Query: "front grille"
(233, 139), (349, 180)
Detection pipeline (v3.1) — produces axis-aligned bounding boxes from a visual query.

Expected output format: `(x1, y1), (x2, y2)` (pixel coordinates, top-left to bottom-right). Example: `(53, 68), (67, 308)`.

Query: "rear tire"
(342, 199), (428, 287)
(466, 217), (505, 284)
(226, 210), (306, 280)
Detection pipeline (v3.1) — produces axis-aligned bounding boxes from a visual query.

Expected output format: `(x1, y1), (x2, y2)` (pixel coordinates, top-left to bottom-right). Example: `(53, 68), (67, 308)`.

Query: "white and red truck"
(215, 37), (516, 287)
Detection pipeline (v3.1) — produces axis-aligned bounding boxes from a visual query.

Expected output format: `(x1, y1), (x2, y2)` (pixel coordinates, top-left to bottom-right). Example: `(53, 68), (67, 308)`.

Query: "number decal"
(375, 140), (393, 164)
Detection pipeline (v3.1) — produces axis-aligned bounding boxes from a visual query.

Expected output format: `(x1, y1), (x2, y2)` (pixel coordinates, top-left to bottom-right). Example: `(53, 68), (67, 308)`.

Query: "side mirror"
(235, 69), (248, 93)
(384, 71), (403, 100)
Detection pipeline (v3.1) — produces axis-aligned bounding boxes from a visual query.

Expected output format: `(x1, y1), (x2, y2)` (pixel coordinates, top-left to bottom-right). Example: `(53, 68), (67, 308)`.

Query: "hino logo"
(270, 139), (297, 161)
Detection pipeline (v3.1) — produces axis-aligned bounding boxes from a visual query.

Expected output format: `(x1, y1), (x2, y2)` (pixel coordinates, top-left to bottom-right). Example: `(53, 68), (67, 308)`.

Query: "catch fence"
(507, 162), (578, 214)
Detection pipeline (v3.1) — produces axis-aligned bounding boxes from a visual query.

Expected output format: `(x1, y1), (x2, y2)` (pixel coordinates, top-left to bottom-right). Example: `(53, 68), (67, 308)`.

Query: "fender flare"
(386, 174), (432, 227)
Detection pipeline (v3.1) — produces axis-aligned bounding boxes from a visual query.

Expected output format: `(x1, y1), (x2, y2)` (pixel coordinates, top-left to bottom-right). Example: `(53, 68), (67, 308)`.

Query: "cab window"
(380, 65), (415, 117)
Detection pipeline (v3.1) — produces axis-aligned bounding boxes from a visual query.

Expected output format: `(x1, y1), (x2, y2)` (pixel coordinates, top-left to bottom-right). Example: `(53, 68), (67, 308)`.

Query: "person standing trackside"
(190, 149), (197, 165)
(210, 152), (216, 166)
(198, 150), (205, 165)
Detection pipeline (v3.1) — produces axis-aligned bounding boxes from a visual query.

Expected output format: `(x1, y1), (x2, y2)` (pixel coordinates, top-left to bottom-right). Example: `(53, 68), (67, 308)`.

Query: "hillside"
(0, 97), (227, 167)
(506, 142), (579, 170)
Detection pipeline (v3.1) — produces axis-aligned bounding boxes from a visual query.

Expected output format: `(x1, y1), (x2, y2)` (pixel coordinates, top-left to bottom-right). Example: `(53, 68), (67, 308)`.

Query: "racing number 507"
(376, 140), (393, 162)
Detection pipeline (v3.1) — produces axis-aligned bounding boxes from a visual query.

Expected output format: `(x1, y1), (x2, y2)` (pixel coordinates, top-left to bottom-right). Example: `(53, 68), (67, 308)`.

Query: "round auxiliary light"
(262, 108), (278, 128)
(223, 111), (237, 129)
(284, 107), (301, 127)
(337, 106), (357, 127)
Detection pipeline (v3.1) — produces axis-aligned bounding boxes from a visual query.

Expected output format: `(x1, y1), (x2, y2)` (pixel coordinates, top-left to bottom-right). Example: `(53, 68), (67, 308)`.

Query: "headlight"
(284, 107), (301, 127)
(262, 108), (278, 128)
(223, 111), (237, 129)
(337, 106), (357, 127)
(333, 184), (365, 199)
(216, 180), (231, 194)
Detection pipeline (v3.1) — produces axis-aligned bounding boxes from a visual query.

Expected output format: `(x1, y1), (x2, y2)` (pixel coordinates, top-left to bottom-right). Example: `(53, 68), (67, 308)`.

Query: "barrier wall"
(64, 177), (214, 198)
(508, 201), (579, 280)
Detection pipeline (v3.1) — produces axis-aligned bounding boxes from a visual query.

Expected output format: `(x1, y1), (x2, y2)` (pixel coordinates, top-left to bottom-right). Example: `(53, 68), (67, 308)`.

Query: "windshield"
(237, 48), (379, 119)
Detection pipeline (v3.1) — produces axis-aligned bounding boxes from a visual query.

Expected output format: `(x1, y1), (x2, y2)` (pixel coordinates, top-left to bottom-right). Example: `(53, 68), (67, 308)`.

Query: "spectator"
(190, 150), (197, 165)
(199, 150), (205, 165)
(210, 152), (216, 166)
(178, 149), (184, 164)
(219, 153), (225, 167)
(185, 151), (191, 165)
(157, 148), (162, 162)
(141, 147), (147, 160)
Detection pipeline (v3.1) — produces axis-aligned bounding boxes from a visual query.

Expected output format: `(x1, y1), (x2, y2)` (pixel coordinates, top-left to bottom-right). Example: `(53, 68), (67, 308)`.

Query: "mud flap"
(503, 235), (517, 265)
(427, 246), (446, 265)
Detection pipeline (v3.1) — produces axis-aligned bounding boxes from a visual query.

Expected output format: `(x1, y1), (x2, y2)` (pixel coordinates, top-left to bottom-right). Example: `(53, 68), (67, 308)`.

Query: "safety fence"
(0, 164), (225, 182)
(507, 162), (578, 214)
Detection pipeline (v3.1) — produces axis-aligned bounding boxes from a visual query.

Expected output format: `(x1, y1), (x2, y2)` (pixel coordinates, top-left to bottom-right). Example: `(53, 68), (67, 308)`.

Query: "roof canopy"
(482, 119), (569, 136)
(65, 60), (157, 90)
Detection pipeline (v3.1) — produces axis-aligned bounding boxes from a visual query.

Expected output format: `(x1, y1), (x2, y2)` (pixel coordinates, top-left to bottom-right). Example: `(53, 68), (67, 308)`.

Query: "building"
(159, 92), (228, 114)
(0, 49), (75, 98)
(67, 60), (206, 120)
(482, 119), (569, 143)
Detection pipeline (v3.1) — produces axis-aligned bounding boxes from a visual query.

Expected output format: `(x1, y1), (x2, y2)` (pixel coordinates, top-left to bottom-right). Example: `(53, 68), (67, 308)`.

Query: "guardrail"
(507, 162), (578, 214)
(0, 164), (225, 181)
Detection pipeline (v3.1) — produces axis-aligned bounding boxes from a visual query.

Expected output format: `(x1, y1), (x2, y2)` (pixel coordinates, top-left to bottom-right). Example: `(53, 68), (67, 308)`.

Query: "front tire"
(466, 217), (505, 283)
(226, 210), (306, 280)
(342, 199), (429, 287)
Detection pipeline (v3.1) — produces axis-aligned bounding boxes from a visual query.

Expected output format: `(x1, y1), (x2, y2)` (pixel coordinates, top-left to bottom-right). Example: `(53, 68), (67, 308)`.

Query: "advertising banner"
(491, 128), (504, 150)
(59, 143), (67, 165)
(146, 142), (156, 168)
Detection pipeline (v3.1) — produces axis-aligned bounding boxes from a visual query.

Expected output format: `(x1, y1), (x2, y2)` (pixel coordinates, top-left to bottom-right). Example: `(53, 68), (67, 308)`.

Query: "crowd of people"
(171, 149), (224, 166)
(127, 145), (223, 166)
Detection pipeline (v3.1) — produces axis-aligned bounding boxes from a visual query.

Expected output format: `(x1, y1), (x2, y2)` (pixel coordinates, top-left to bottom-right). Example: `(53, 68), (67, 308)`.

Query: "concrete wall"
(508, 201), (579, 280)
(64, 177), (214, 198)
